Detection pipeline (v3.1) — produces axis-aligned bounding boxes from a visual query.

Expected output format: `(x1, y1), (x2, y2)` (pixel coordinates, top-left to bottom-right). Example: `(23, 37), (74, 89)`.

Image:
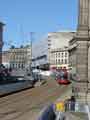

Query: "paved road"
(65, 112), (88, 120)
(0, 79), (71, 120)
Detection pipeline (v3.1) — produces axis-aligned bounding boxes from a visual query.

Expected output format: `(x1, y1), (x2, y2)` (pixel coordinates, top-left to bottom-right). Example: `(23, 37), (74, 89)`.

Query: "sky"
(0, 0), (78, 50)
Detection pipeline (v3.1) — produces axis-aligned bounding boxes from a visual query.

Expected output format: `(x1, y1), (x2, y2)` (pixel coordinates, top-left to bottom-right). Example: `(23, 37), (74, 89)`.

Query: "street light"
(30, 32), (34, 71)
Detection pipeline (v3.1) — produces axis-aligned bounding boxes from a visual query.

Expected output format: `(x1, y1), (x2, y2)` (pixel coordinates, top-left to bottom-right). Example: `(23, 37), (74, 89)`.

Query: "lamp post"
(30, 32), (34, 71)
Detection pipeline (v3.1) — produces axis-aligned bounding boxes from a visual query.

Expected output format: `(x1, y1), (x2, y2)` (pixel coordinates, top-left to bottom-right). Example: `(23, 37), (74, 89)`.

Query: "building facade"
(69, 0), (90, 101)
(50, 47), (69, 69)
(32, 32), (74, 69)
(2, 45), (31, 69)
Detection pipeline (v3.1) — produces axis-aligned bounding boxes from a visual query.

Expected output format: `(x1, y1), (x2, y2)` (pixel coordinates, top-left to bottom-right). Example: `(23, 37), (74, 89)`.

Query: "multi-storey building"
(32, 31), (75, 69)
(2, 45), (31, 69)
(50, 47), (69, 69)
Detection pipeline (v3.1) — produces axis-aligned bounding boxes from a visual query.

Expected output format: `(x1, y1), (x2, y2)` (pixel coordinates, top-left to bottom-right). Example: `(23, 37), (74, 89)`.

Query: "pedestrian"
(55, 101), (65, 120)
(65, 98), (71, 111)
(70, 96), (76, 111)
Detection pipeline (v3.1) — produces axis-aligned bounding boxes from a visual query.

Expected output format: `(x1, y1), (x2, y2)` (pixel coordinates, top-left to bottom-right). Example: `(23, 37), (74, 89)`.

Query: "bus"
(56, 67), (70, 85)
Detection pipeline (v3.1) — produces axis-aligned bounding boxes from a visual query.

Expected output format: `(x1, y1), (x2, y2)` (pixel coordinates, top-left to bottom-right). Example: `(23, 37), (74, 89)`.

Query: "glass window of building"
(58, 52), (60, 57)
(61, 59), (63, 64)
(62, 52), (63, 57)
(58, 59), (60, 64)
(12, 64), (14, 69)
(48, 43), (51, 46)
(65, 52), (67, 57)
(56, 59), (57, 64)
(48, 39), (51, 42)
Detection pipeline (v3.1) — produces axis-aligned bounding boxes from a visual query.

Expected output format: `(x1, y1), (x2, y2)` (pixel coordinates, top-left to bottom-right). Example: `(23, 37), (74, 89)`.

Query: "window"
(48, 43), (51, 46)
(58, 52), (60, 57)
(61, 59), (63, 64)
(58, 59), (60, 64)
(18, 63), (20, 68)
(56, 59), (57, 64)
(12, 64), (14, 69)
(65, 52), (67, 57)
(62, 52), (63, 57)
(48, 39), (51, 42)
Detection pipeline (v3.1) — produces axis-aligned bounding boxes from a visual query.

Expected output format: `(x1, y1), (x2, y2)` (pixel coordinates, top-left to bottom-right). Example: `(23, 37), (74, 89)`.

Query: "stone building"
(2, 45), (31, 69)
(50, 47), (69, 69)
(69, 0), (90, 102)
(32, 32), (74, 69)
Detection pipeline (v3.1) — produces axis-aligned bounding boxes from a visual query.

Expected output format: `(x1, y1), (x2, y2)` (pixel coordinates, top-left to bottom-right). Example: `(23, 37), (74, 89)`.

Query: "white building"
(32, 31), (75, 69)
(50, 47), (69, 69)
(2, 45), (31, 69)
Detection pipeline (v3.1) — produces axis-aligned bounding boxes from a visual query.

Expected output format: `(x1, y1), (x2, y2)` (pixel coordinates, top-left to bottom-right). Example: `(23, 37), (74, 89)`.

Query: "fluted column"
(70, 0), (90, 102)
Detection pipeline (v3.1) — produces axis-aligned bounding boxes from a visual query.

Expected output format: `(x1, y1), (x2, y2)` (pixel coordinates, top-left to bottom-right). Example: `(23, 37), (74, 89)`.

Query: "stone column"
(88, 0), (90, 33)
(71, 0), (90, 102)
(77, 0), (89, 37)
(76, 0), (89, 80)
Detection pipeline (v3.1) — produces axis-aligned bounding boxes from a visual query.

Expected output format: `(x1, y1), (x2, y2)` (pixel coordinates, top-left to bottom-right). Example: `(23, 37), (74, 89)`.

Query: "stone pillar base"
(86, 93), (90, 103)
(75, 92), (90, 103)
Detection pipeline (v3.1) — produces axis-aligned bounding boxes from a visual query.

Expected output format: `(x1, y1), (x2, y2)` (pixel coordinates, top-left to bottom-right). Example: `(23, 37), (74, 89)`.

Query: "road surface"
(0, 79), (71, 120)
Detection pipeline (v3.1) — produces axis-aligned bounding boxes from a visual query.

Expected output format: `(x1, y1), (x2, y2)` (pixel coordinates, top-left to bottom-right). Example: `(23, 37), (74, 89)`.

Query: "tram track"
(0, 79), (71, 120)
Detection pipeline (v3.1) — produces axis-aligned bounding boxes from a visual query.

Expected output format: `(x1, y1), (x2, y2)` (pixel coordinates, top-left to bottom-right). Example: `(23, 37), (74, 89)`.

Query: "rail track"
(0, 79), (71, 120)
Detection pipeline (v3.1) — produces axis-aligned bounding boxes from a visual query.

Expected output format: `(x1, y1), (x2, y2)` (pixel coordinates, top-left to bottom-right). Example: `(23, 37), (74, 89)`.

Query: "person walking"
(70, 96), (76, 111)
(55, 101), (65, 120)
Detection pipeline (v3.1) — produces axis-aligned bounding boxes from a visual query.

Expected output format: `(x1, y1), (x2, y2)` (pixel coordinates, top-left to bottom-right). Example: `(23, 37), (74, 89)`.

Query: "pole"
(86, 43), (89, 104)
(30, 32), (34, 71)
